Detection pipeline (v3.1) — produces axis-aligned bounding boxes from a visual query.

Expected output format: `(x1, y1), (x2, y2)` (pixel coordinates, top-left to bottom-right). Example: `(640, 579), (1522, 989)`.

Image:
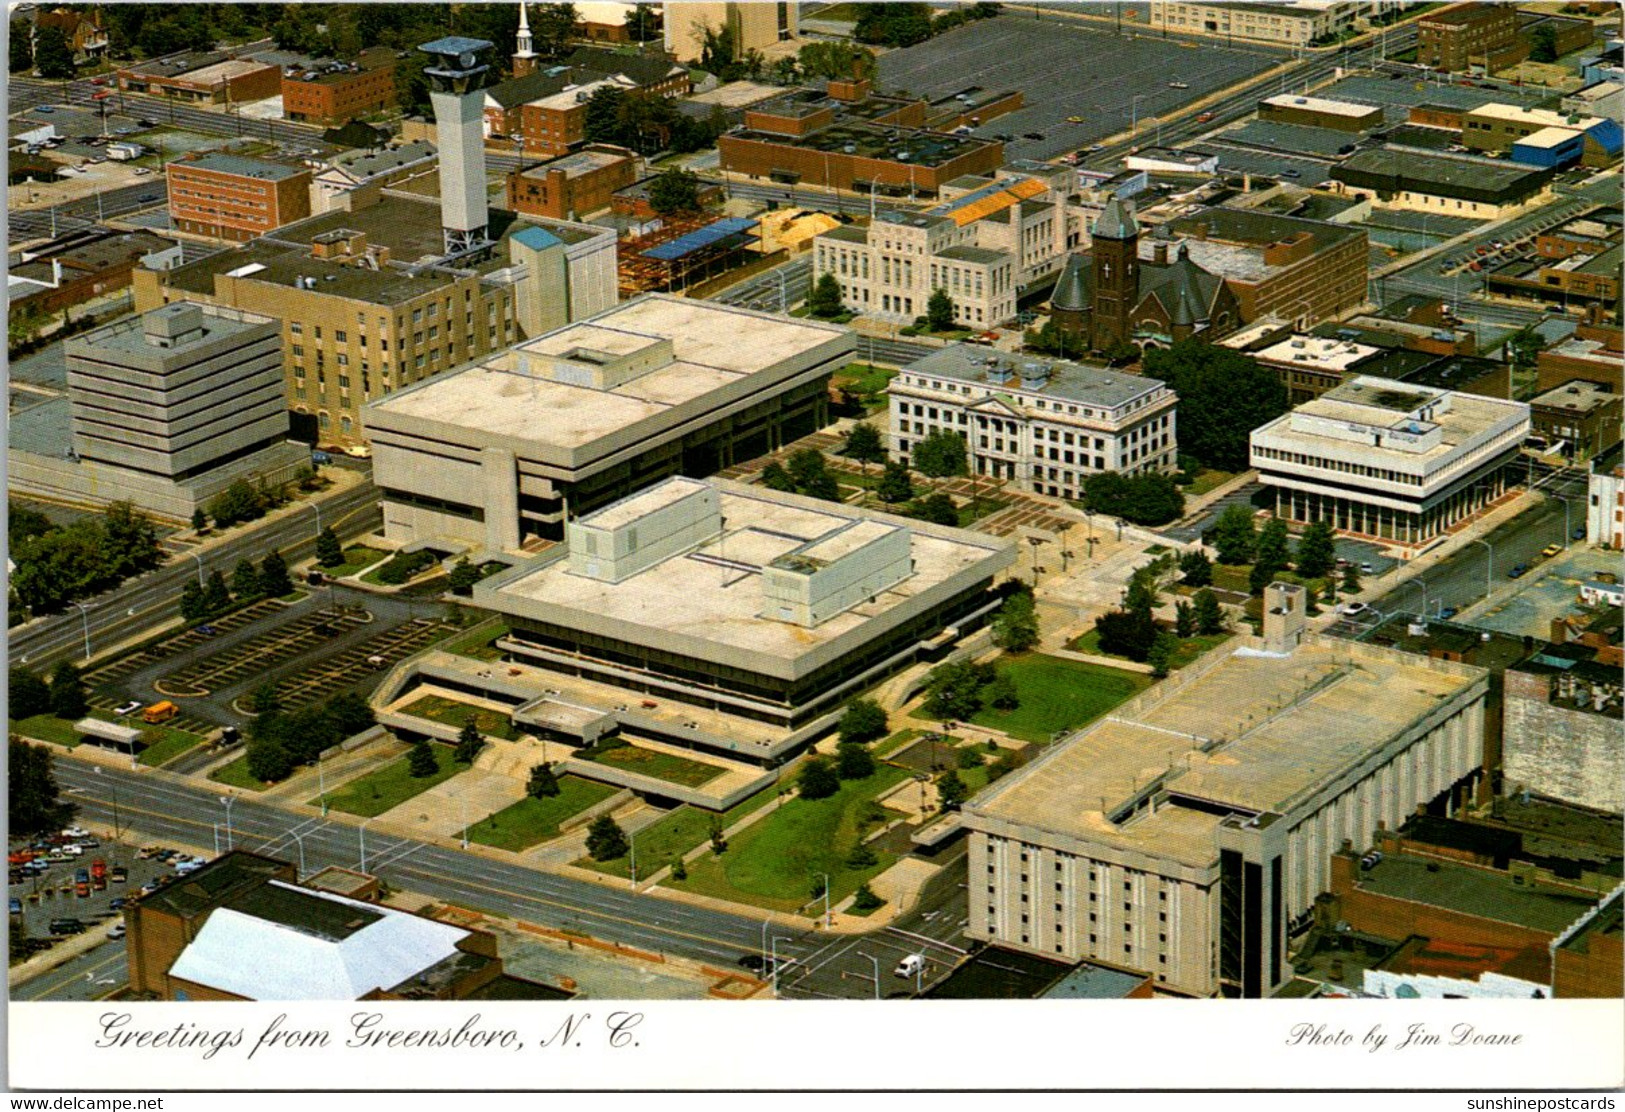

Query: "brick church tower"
(1090, 195), (1139, 352)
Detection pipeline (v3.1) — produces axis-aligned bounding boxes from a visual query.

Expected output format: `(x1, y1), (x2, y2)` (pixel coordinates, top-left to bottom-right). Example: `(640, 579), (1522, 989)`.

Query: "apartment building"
(812, 172), (1081, 329)
(133, 192), (616, 447)
(1251, 375), (1530, 544)
(1586, 455), (1624, 549)
(166, 154), (312, 243)
(505, 146), (641, 221)
(1150, 1), (1369, 45)
(282, 47), (399, 125)
(889, 345), (1178, 498)
(963, 588), (1491, 997)
(1416, 3), (1521, 72)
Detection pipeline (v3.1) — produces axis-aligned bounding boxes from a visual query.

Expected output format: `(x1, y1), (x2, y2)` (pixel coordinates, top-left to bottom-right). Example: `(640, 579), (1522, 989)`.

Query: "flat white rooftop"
(367, 296), (850, 449)
(1256, 334), (1380, 371)
(970, 638), (1483, 867)
(1262, 93), (1380, 118)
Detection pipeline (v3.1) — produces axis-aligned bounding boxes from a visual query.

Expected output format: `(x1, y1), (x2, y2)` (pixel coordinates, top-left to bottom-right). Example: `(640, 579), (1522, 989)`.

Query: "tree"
(48, 661), (87, 720)
(1124, 572), (1159, 620)
(1179, 549), (1212, 587)
(1529, 23), (1559, 62)
(231, 559), (262, 601)
(876, 458), (915, 504)
(407, 738), (439, 778)
(837, 698), (888, 745)
(1209, 504), (1257, 565)
(10, 25), (32, 73)
(921, 659), (989, 720)
(852, 882), (884, 911)
(1251, 517), (1290, 594)
(532, 2), (580, 59)
(1143, 341), (1288, 471)
(33, 24), (74, 79)
(203, 569), (232, 615)
(8, 502), (54, 545)
(624, 2), (658, 41)
(258, 550), (292, 598)
(586, 815), (630, 861)
(179, 579), (208, 622)
(842, 423), (885, 466)
(191, 507), (208, 532)
(836, 741), (875, 780)
(787, 448), (841, 502)
(454, 717), (485, 764)
(247, 735), (297, 783)
(1084, 471), (1183, 526)
(1294, 520), (1337, 580)
(809, 272), (844, 318)
(207, 479), (264, 528)
(1507, 324), (1544, 371)
(1094, 607), (1158, 662)
(797, 40), (876, 82)
(9, 668), (52, 720)
(926, 287), (955, 332)
(9, 739), (75, 836)
(528, 762), (561, 799)
(325, 691), (374, 738)
(936, 768), (969, 810)
(645, 167), (703, 216)
(316, 526), (344, 568)
(985, 672), (1019, 710)
(1194, 588), (1226, 636)
(1175, 601), (1196, 639)
(798, 756), (840, 800)
(992, 591), (1039, 653)
(912, 430), (967, 479)
(909, 492), (959, 526)
(759, 461), (798, 493)
(854, 3), (935, 47)
(103, 502), (163, 580)
(1148, 631), (1177, 679)
(247, 682), (281, 716)
(449, 558), (481, 596)
(697, 22), (739, 75)
(1340, 562), (1362, 594)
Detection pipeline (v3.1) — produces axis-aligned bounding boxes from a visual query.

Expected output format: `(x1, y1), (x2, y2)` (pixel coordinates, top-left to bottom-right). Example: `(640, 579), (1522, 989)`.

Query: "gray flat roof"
(901, 344), (1166, 408)
(7, 395), (71, 457)
(81, 303), (272, 361)
(1337, 147), (1550, 195)
(937, 244), (1007, 265)
(179, 153), (307, 182)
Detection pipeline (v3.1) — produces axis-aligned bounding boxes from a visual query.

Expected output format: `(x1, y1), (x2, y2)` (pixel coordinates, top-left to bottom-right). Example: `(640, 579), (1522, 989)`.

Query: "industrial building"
(455, 475), (1014, 763)
(1258, 93), (1383, 133)
(1461, 104), (1622, 170)
(8, 303), (307, 519)
(363, 295), (854, 550)
(1416, 3), (1522, 72)
(166, 154), (313, 243)
(888, 344), (1179, 498)
(116, 49), (282, 103)
(1331, 148), (1555, 219)
(505, 146), (642, 221)
(962, 585), (1493, 997)
(1251, 375), (1530, 545)
(135, 37), (618, 448)
(5, 227), (179, 319)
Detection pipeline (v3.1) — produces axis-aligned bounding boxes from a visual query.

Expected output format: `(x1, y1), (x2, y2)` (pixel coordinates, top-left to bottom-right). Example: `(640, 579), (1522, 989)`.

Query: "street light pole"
(771, 936), (793, 999)
(191, 552), (204, 586)
(219, 795), (236, 852)
(71, 601), (92, 662)
(1472, 538), (1493, 599)
(359, 816), (376, 874)
(819, 872), (831, 927)
(288, 829), (307, 880)
(860, 952), (881, 999)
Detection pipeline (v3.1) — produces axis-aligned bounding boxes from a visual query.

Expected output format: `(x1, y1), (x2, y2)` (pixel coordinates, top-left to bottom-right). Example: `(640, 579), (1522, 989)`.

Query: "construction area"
(617, 215), (761, 297)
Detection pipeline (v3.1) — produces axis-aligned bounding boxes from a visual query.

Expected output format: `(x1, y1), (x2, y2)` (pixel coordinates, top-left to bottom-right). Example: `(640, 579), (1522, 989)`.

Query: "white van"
(893, 954), (924, 978)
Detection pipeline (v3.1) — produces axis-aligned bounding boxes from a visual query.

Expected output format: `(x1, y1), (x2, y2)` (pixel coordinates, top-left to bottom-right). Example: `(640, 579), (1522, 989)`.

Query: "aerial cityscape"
(7, 0), (1623, 1010)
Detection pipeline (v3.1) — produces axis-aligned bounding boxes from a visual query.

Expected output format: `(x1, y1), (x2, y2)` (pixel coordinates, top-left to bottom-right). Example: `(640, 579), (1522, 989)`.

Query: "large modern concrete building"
(1251, 375), (1530, 544)
(363, 296), (854, 550)
(664, 1), (796, 62)
(1149, 1), (1371, 46)
(450, 475), (1014, 763)
(889, 345), (1178, 498)
(962, 586), (1491, 998)
(8, 303), (307, 518)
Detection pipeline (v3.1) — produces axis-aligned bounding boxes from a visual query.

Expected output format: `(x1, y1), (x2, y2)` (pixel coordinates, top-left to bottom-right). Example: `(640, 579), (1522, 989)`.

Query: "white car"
(133, 166), (151, 176)
(108, 923), (126, 939)
(114, 701), (142, 716)
(1342, 602), (1368, 617)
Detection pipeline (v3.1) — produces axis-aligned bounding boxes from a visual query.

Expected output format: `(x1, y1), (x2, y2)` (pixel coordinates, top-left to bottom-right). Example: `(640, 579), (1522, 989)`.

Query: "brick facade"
(282, 49), (398, 125)
(166, 159), (312, 243)
(1502, 669), (1623, 813)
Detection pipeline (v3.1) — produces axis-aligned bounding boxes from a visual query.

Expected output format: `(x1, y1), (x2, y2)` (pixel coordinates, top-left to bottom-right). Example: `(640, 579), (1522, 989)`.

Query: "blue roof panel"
(642, 217), (757, 262)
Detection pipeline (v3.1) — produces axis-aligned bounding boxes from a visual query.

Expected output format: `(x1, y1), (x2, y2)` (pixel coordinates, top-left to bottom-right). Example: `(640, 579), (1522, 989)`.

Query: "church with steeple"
(512, 2), (538, 77)
(1050, 196), (1239, 353)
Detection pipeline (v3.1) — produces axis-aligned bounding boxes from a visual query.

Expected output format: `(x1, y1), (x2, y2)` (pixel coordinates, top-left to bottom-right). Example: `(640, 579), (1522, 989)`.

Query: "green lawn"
(913, 654), (1150, 744)
(9, 715), (84, 747)
(1182, 468), (1238, 497)
(135, 725), (208, 767)
(1212, 564), (1251, 594)
(1069, 629), (1233, 671)
(462, 776), (617, 852)
(398, 693), (519, 740)
(320, 545), (388, 578)
(808, 1), (865, 20)
(319, 744), (465, 817)
(873, 728), (924, 758)
(832, 361), (898, 398)
(209, 754), (272, 792)
(442, 619), (510, 662)
(661, 764), (911, 914)
(580, 784), (779, 879)
(585, 743), (724, 787)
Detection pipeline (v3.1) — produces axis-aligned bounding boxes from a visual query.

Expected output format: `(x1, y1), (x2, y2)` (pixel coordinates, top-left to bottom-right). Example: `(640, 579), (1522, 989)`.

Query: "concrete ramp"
(473, 734), (554, 780)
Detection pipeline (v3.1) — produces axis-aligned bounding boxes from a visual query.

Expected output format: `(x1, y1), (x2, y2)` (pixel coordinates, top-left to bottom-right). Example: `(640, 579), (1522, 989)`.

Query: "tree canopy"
(1143, 341), (1288, 471)
(1082, 471), (1184, 526)
(10, 739), (75, 836)
(912, 431), (967, 479)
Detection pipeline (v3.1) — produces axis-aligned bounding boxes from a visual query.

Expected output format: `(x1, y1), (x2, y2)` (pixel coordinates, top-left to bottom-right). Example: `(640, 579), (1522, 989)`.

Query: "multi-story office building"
(9, 303), (307, 518)
(166, 154), (313, 243)
(664, 1), (796, 62)
(963, 585), (1491, 997)
(281, 47), (399, 124)
(811, 171), (1082, 328)
(1150, 1), (1369, 46)
(364, 295), (854, 549)
(505, 146), (641, 221)
(1503, 640), (1623, 814)
(1416, 3), (1521, 72)
(889, 345), (1178, 497)
(1251, 375), (1530, 544)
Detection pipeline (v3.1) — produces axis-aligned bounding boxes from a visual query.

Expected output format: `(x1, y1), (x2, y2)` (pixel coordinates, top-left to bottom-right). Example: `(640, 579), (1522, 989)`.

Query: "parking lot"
(876, 14), (1282, 162)
(8, 833), (190, 957)
(1466, 549), (1617, 640)
(266, 617), (458, 711)
(158, 607), (373, 697)
(85, 598), (284, 687)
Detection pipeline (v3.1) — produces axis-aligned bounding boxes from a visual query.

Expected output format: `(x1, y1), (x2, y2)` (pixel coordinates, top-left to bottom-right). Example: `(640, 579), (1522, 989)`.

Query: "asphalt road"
(12, 936), (129, 1003)
(712, 256), (813, 310)
(48, 759), (843, 983)
(10, 479), (382, 673)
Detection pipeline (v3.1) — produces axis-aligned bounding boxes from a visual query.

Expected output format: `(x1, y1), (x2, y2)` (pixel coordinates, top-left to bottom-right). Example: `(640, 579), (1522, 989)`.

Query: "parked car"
(36, 105), (54, 113)
(48, 918), (86, 935)
(1342, 602), (1367, 617)
(9, 898), (21, 916)
(1541, 543), (1563, 559)
(109, 897), (127, 912)
(108, 923), (126, 940)
(1022, 131), (1044, 140)
(1196, 112), (1215, 123)
(1066, 115), (1084, 123)
(1168, 81), (1190, 89)
(1508, 563), (1528, 579)
(1438, 607), (1458, 620)
(114, 700), (142, 717)
(110, 866), (127, 883)
(1574, 526), (1586, 540)
(138, 193), (160, 203)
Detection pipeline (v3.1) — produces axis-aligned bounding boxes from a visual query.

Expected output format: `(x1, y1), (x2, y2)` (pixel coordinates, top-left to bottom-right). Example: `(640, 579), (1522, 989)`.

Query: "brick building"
(1528, 379), (1622, 461)
(505, 145), (640, 220)
(166, 154), (312, 242)
(117, 50), (282, 104)
(5, 227), (178, 318)
(1417, 3), (1521, 72)
(1553, 890), (1624, 999)
(1502, 641), (1623, 814)
(282, 48), (399, 125)
(1536, 318), (1623, 395)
